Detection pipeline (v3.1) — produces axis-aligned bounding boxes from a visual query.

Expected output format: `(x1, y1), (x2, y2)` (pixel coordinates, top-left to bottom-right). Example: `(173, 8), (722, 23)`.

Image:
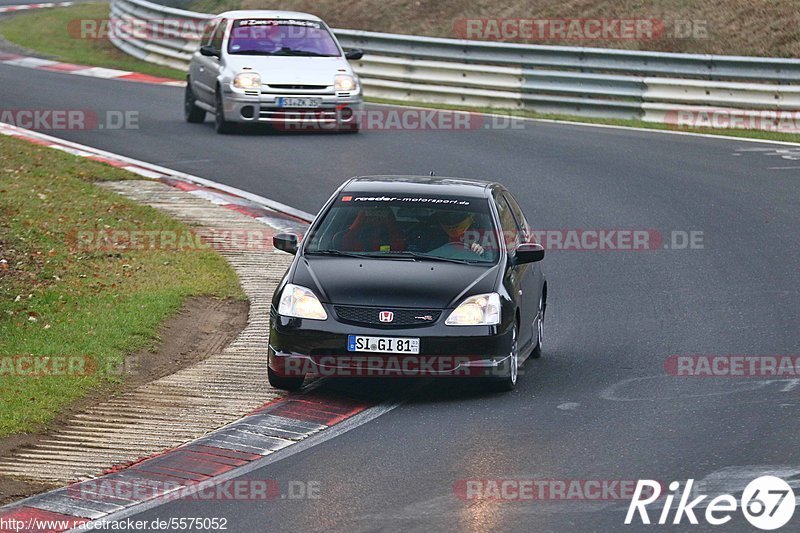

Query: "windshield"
(304, 193), (499, 264)
(228, 19), (341, 56)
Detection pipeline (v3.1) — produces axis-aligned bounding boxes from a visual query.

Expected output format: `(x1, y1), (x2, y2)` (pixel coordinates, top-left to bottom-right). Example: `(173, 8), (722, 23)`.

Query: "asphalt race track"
(2, 61), (799, 531)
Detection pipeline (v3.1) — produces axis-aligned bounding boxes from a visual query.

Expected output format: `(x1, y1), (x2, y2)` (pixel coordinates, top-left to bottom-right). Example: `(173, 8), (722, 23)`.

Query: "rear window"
(304, 194), (499, 264)
(228, 19), (340, 57)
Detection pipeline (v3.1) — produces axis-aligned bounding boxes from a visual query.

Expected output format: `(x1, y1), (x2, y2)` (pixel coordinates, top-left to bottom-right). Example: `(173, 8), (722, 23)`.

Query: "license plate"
(277, 97), (322, 108)
(347, 335), (420, 354)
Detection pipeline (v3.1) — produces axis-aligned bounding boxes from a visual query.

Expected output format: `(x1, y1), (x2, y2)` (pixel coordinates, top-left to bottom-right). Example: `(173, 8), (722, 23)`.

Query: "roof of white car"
(216, 10), (324, 22)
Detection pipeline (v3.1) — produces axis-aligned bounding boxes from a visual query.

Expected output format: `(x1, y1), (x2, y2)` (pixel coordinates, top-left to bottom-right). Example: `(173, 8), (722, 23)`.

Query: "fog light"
(339, 107), (353, 120)
(241, 105), (255, 119)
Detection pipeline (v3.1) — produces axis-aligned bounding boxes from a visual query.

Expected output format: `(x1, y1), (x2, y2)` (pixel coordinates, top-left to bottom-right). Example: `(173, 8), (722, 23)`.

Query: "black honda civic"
(268, 176), (547, 391)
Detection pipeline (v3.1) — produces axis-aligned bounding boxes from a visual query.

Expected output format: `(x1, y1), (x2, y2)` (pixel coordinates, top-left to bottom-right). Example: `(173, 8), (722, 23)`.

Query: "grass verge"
(0, 134), (244, 436)
(0, 2), (184, 80)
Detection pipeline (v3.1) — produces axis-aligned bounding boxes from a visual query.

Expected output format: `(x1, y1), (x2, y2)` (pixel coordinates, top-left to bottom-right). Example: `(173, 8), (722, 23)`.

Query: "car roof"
(342, 176), (498, 199)
(217, 10), (324, 22)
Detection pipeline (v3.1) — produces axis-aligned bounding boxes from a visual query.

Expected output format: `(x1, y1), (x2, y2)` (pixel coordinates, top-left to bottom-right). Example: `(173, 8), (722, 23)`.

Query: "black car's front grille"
(334, 306), (441, 328)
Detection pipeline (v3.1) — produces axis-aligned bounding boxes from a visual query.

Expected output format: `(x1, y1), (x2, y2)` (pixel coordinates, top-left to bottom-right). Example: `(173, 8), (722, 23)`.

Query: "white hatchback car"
(185, 10), (364, 133)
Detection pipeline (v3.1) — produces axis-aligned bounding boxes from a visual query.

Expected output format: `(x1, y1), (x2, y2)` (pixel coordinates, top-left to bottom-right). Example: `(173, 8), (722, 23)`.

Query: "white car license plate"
(278, 97), (322, 108)
(347, 335), (420, 354)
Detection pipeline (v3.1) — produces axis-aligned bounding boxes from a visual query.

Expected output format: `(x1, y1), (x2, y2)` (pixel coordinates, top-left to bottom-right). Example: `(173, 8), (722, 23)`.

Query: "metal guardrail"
(109, 0), (210, 71)
(109, 0), (800, 126)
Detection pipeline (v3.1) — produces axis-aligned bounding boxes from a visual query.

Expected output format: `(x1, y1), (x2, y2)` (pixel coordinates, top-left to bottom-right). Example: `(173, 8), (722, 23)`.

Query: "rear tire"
(184, 81), (205, 123)
(268, 365), (305, 391)
(214, 89), (234, 134)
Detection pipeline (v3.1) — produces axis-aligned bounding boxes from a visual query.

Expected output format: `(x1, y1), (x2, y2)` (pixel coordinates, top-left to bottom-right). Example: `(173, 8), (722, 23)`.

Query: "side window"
(496, 194), (521, 252)
(503, 192), (530, 243)
(210, 19), (227, 51)
(201, 20), (217, 46)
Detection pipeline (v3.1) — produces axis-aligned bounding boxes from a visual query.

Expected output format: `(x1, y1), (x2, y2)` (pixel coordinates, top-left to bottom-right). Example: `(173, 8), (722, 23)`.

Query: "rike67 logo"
(626, 476), (796, 530)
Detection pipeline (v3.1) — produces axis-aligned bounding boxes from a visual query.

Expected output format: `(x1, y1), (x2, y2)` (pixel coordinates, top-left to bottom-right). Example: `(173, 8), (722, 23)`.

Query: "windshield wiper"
(386, 251), (482, 264)
(356, 251), (482, 264)
(228, 49), (331, 57)
(306, 250), (416, 261)
(229, 50), (271, 55)
(271, 49), (330, 57)
(305, 250), (483, 264)
(304, 250), (365, 258)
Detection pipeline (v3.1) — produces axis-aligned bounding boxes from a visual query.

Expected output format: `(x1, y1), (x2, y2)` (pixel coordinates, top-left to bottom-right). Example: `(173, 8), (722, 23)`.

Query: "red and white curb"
(0, 392), (380, 531)
(0, 53), (185, 86)
(0, 2), (72, 13)
(0, 121), (313, 233)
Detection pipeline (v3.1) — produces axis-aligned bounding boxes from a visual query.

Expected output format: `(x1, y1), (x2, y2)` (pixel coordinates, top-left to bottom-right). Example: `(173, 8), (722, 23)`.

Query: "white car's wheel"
(214, 90), (234, 134)
(184, 81), (205, 123)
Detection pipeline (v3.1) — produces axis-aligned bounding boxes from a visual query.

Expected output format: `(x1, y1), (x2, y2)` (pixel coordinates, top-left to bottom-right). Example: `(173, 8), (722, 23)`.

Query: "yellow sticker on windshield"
(380, 245), (391, 252)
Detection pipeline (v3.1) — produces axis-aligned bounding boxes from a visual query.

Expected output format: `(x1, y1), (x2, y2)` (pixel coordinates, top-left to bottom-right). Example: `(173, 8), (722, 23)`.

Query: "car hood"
(292, 257), (500, 309)
(224, 56), (352, 86)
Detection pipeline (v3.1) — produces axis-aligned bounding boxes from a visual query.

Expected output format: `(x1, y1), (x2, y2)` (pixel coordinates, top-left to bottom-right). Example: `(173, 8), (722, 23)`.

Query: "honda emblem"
(379, 311), (394, 323)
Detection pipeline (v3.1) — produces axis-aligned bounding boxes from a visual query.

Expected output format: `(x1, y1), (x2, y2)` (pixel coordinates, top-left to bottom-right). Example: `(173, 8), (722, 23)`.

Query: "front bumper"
(268, 310), (515, 379)
(221, 88), (363, 127)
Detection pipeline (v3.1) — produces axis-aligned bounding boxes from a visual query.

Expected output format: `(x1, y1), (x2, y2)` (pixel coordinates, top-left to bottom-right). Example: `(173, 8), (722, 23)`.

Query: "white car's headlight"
(233, 72), (261, 89)
(445, 293), (501, 326)
(334, 74), (357, 92)
(278, 283), (327, 320)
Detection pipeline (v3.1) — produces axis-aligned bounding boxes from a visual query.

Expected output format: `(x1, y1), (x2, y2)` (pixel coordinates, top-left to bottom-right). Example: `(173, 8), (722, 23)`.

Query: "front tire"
(488, 326), (518, 392)
(214, 89), (234, 134)
(268, 365), (305, 391)
(531, 294), (545, 359)
(184, 81), (205, 123)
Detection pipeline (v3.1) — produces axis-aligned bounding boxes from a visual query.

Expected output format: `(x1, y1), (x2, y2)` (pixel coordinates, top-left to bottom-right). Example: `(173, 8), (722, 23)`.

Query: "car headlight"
(334, 74), (357, 92)
(445, 293), (501, 326)
(233, 72), (261, 89)
(278, 283), (327, 320)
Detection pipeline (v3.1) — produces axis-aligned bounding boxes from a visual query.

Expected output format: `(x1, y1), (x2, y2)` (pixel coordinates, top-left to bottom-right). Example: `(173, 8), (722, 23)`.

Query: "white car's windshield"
(228, 19), (340, 57)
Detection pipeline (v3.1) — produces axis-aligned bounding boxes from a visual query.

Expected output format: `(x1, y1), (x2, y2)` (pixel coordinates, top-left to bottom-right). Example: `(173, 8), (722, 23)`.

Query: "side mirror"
(273, 233), (298, 254)
(515, 243), (545, 264)
(344, 48), (364, 60)
(200, 45), (220, 58)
